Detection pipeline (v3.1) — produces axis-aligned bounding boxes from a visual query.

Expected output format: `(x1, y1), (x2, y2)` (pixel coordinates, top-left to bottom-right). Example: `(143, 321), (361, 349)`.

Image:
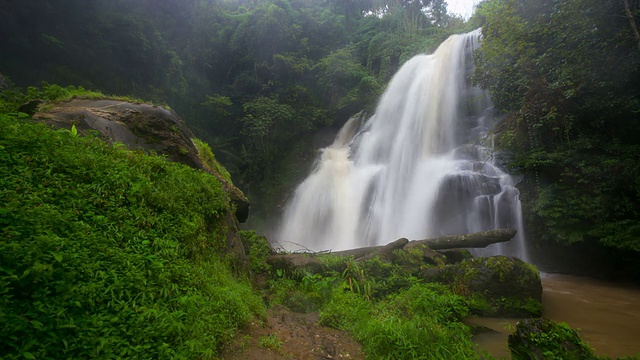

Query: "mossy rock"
(32, 98), (249, 221)
(428, 256), (542, 317)
(437, 249), (473, 264)
(509, 318), (597, 360)
(401, 242), (447, 266)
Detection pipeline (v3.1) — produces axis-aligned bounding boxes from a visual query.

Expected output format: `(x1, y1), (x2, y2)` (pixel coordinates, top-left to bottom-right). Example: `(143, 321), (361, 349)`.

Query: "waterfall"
(277, 30), (528, 261)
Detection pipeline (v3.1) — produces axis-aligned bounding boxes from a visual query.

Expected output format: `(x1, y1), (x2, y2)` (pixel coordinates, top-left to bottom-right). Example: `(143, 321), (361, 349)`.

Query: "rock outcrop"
(508, 318), (597, 359)
(429, 256), (542, 317)
(32, 98), (249, 222)
(32, 98), (251, 265)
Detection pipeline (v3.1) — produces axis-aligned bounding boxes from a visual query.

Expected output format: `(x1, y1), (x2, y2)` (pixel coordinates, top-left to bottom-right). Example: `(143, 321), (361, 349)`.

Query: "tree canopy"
(0, 0), (467, 219)
(473, 0), (640, 251)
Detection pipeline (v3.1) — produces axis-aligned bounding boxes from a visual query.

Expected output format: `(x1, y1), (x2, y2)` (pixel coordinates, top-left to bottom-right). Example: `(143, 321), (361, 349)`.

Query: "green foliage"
(267, 253), (478, 359)
(192, 137), (232, 182)
(258, 334), (283, 352)
(239, 230), (272, 274)
(267, 272), (339, 313)
(0, 82), (159, 115)
(319, 283), (478, 360)
(314, 46), (381, 109)
(0, 0), (472, 221)
(0, 114), (265, 359)
(475, 0), (640, 251)
(509, 319), (597, 360)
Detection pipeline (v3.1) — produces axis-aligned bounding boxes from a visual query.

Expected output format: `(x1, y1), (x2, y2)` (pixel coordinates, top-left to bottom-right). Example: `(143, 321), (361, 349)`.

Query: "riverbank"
(472, 273), (640, 359)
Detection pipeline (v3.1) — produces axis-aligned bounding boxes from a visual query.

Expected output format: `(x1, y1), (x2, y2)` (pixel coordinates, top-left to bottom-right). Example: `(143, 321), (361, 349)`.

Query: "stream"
(471, 273), (640, 359)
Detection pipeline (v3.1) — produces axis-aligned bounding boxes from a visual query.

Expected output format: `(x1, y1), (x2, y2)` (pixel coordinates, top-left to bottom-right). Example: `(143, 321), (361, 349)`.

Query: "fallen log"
(327, 228), (517, 258)
(266, 229), (518, 272)
(355, 237), (408, 262)
(407, 228), (517, 250)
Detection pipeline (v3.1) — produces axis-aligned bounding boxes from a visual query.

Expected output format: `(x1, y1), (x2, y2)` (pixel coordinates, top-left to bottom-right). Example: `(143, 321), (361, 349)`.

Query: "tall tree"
(474, 0), (640, 251)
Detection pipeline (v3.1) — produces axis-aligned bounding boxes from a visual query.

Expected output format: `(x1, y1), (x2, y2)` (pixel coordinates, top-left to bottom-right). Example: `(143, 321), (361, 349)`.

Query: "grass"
(0, 112), (265, 359)
(0, 82), (167, 114)
(265, 256), (480, 360)
(258, 334), (284, 352)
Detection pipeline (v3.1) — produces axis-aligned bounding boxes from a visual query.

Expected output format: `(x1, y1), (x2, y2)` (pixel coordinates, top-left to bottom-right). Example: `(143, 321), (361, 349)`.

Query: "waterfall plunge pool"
(470, 273), (640, 359)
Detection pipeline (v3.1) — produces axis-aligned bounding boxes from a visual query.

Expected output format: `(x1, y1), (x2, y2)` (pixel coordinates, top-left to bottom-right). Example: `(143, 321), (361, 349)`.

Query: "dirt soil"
(220, 305), (365, 360)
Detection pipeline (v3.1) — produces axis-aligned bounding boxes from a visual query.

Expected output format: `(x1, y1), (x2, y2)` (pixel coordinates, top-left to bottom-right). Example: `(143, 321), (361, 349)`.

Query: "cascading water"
(277, 30), (528, 261)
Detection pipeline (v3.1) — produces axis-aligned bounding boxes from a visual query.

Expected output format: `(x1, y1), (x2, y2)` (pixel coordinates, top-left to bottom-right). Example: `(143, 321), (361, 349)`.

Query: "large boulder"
(508, 318), (597, 360)
(32, 98), (251, 267)
(32, 98), (249, 222)
(427, 255), (542, 317)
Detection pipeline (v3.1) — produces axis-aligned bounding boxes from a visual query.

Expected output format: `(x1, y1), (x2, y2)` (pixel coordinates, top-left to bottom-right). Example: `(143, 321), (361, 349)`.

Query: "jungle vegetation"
(472, 0), (640, 254)
(1, 0), (640, 358)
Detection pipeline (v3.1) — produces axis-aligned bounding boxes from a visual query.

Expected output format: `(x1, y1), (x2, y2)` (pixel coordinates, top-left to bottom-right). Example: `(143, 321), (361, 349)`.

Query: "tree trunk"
(327, 228), (518, 258)
(267, 229), (518, 271)
(622, 0), (640, 51)
(407, 228), (517, 250)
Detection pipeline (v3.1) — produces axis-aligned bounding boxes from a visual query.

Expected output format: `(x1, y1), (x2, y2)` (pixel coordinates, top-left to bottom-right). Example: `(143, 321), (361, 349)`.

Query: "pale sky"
(447, 0), (481, 20)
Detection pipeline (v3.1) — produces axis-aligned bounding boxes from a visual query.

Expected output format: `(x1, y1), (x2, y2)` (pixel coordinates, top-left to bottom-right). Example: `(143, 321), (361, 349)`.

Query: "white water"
(277, 30), (528, 261)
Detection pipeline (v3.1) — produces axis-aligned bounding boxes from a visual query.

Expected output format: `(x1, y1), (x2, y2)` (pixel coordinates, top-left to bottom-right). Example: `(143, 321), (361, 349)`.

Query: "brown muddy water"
(470, 273), (640, 359)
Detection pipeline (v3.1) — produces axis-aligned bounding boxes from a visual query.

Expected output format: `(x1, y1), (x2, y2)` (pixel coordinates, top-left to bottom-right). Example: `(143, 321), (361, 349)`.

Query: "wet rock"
(429, 255), (542, 317)
(508, 318), (597, 360)
(403, 242), (447, 266)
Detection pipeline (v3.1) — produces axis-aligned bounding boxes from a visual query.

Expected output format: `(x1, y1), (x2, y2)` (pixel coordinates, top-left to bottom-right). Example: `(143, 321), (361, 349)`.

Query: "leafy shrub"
(193, 137), (232, 182)
(258, 334), (283, 352)
(268, 273), (338, 313)
(0, 114), (264, 359)
(508, 319), (597, 360)
(239, 230), (272, 273)
(318, 291), (372, 331)
(319, 283), (477, 360)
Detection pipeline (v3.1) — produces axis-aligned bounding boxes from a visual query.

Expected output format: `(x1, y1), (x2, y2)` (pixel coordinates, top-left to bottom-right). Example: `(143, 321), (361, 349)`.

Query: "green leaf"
(30, 320), (44, 330)
(53, 252), (63, 263)
(71, 124), (78, 136)
(23, 352), (35, 359)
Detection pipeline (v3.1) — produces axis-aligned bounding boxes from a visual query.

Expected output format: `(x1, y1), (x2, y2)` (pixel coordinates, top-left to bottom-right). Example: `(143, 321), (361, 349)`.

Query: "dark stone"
(428, 256), (542, 317)
(33, 99), (203, 168)
(18, 100), (43, 115)
(437, 249), (473, 264)
(430, 172), (502, 234)
(233, 198), (250, 223)
(508, 318), (597, 360)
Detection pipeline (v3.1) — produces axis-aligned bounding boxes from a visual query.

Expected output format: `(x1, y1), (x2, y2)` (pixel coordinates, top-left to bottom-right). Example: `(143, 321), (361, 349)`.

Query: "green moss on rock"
(430, 256), (542, 317)
(509, 318), (597, 360)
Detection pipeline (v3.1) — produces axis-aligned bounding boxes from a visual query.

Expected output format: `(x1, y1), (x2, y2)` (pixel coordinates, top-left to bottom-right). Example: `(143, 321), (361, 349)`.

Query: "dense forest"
(0, 0), (467, 223)
(1, 0), (639, 265)
(472, 0), (640, 266)
(2, 0), (640, 359)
